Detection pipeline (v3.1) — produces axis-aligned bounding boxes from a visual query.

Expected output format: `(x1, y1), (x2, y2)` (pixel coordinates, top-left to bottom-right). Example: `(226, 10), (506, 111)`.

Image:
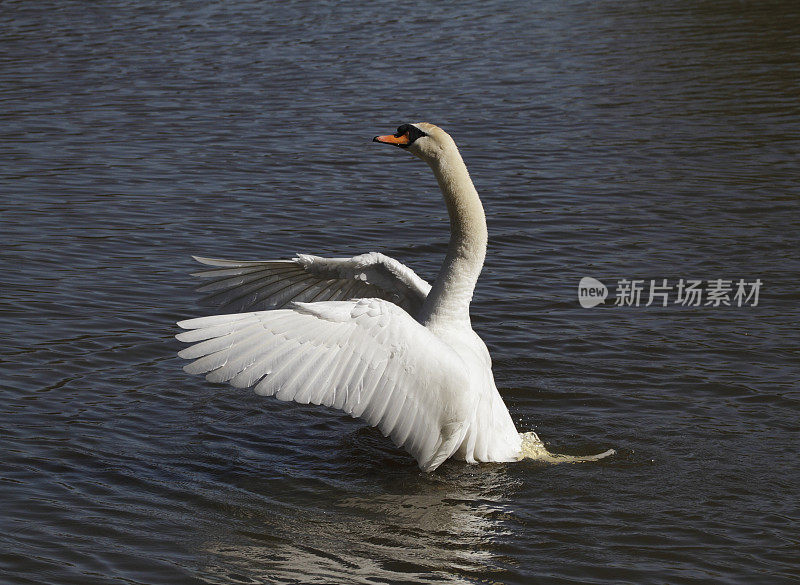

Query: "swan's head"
(373, 122), (455, 163)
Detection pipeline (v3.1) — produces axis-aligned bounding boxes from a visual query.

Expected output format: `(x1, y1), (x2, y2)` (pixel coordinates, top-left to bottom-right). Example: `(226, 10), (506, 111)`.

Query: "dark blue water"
(2, 2), (799, 583)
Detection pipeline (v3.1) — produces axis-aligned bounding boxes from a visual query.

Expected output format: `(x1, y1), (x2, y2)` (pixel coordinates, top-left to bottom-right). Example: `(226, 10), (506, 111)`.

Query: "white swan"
(176, 123), (614, 471)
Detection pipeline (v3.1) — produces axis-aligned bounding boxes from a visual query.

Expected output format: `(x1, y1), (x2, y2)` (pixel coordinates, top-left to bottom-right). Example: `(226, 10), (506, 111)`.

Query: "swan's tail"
(518, 432), (615, 464)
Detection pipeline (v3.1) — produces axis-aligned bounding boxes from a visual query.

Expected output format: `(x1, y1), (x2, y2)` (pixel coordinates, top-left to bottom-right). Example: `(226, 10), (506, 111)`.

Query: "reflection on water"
(2, 0), (799, 584)
(199, 464), (520, 584)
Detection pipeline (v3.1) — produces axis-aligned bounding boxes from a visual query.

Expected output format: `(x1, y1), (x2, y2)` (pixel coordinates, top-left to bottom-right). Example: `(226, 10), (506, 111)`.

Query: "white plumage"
(177, 123), (613, 471)
(190, 251), (431, 315)
(179, 298), (475, 471)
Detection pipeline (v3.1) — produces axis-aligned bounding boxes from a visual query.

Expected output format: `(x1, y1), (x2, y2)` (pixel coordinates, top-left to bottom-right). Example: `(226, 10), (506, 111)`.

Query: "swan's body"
(176, 123), (613, 471)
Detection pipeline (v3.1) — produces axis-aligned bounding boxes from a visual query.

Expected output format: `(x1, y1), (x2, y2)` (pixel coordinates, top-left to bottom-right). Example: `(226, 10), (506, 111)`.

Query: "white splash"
(518, 432), (616, 463)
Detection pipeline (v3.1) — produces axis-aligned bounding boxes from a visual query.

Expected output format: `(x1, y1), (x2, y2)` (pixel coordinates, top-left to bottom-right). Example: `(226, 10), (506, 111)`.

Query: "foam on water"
(519, 432), (616, 463)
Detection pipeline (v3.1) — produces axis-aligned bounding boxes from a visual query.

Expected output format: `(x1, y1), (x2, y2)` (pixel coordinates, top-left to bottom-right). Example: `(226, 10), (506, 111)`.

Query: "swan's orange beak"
(373, 133), (410, 146)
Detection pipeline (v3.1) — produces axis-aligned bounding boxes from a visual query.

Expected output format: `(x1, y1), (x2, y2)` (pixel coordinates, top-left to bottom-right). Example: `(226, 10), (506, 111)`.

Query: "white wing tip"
(175, 330), (194, 342)
(177, 312), (256, 330)
(192, 255), (222, 265)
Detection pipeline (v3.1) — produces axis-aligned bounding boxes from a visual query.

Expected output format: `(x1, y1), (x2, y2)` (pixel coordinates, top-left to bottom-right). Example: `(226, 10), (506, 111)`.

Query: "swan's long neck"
(418, 146), (487, 330)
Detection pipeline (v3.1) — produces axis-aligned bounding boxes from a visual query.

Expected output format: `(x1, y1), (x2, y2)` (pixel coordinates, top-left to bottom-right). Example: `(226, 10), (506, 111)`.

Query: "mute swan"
(176, 123), (614, 471)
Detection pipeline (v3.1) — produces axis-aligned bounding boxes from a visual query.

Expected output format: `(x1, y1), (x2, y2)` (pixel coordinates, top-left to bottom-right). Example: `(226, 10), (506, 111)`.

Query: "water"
(2, 1), (799, 583)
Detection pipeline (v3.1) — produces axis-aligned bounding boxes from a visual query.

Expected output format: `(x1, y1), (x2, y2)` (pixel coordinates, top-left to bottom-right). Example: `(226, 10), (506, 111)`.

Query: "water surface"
(2, 2), (799, 584)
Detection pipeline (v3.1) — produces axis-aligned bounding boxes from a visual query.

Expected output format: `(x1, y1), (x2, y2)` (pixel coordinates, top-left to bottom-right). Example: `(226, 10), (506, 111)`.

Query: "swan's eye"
(372, 124), (428, 148)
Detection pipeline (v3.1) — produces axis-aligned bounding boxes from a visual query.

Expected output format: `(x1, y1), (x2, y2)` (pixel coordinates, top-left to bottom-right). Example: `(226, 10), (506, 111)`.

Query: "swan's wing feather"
(176, 298), (470, 471)
(190, 253), (431, 315)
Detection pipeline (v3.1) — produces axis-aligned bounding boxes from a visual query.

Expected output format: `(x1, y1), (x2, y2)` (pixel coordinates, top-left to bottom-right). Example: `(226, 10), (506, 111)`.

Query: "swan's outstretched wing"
(190, 252), (431, 316)
(176, 298), (471, 471)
